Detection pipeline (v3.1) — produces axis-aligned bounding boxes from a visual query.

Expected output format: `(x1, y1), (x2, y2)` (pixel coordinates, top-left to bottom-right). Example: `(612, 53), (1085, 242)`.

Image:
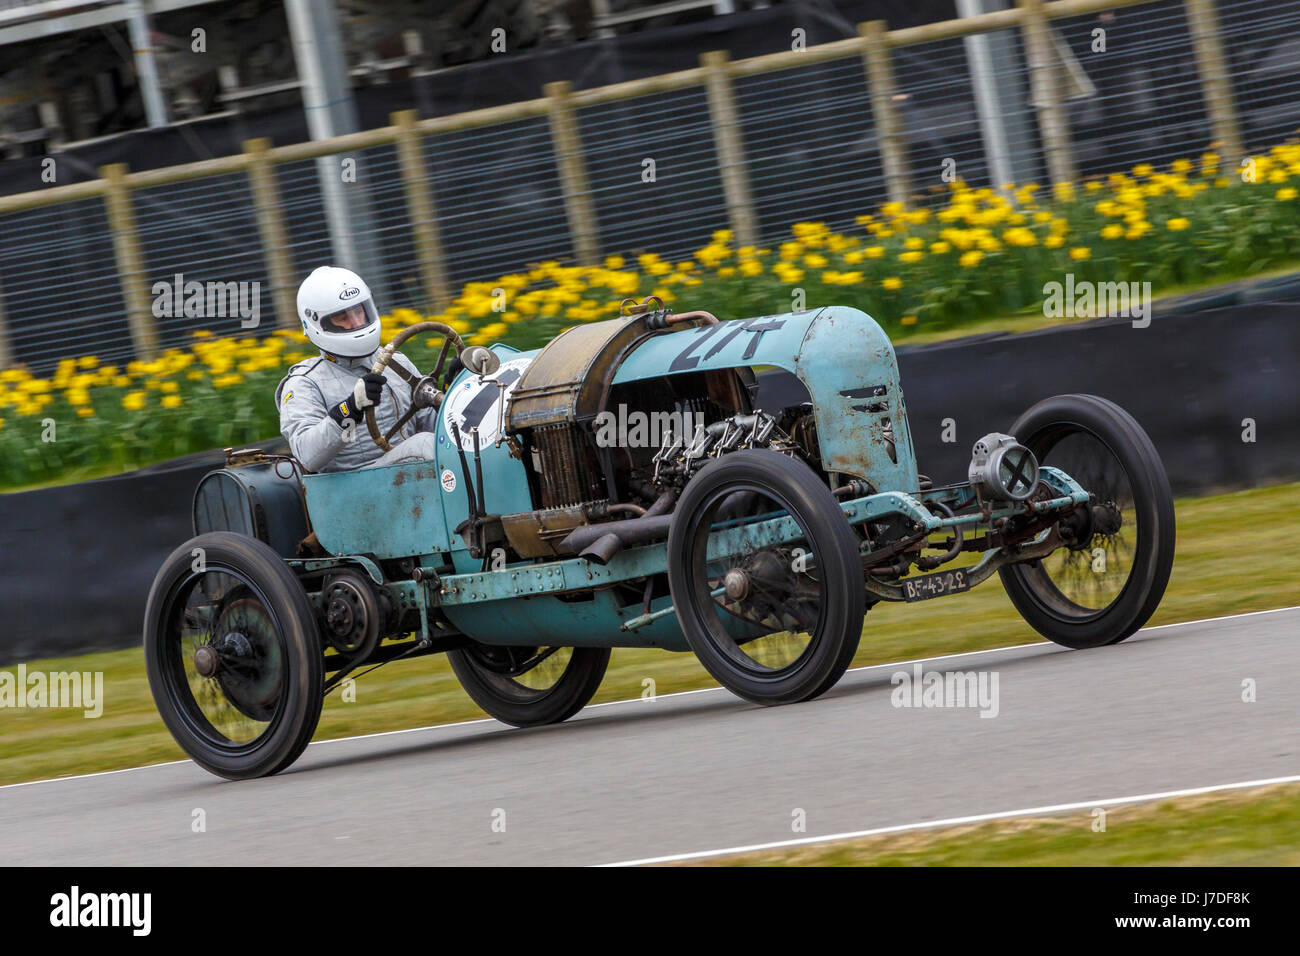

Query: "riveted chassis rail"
(431, 466), (1089, 613)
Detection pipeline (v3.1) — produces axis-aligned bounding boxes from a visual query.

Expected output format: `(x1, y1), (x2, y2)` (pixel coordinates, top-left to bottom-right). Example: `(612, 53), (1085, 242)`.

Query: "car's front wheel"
(667, 449), (865, 705)
(999, 393), (1175, 648)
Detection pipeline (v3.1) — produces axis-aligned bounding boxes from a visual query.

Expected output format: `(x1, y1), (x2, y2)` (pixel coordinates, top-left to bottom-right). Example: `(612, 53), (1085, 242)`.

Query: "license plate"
(900, 568), (970, 602)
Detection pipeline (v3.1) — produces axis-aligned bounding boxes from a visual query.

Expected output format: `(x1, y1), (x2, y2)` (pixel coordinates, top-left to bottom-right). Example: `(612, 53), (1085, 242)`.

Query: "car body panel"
(306, 310), (919, 563)
(440, 590), (691, 650)
(303, 459), (451, 560)
(613, 306), (920, 492)
(303, 345), (535, 562)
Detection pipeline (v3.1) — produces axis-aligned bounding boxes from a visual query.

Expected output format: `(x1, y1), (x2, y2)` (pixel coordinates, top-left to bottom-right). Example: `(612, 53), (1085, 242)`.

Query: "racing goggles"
(319, 300), (378, 334)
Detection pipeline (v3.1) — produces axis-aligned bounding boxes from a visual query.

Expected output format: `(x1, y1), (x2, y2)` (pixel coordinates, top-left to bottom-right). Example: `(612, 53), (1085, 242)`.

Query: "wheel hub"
(1091, 500), (1123, 536)
(217, 630), (253, 657)
(321, 575), (377, 655)
(723, 568), (751, 601)
(212, 599), (282, 721)
(193, 644), (221, 678)
(1059, 504), (1093, 551)
(326, 598), (355, 633)
(716, 550), (816, 633)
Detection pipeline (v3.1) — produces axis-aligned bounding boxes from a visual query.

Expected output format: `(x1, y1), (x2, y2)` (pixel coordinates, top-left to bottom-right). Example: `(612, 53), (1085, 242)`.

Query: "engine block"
(650, 410), (803, 492)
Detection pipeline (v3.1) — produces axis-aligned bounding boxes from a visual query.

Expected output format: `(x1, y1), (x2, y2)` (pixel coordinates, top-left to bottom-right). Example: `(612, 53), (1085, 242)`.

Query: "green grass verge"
(1, 481), (1297, 787)
(689, 782), (1300, 866)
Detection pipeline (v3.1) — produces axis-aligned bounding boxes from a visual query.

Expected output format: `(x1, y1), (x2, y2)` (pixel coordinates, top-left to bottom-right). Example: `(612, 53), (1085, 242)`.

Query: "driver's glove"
(328, 372), (386, 426)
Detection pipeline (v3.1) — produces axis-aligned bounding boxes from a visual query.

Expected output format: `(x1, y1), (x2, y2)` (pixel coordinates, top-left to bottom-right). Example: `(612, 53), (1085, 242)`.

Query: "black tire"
(144, 532), (324, 780)
(667, 449), (865, 704)
(999, 394), (1175, 649)
(447, 644), (609, 727)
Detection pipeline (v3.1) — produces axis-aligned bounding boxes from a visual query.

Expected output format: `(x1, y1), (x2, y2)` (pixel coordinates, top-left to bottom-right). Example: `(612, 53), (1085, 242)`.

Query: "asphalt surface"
(2, 607), (1297, 866)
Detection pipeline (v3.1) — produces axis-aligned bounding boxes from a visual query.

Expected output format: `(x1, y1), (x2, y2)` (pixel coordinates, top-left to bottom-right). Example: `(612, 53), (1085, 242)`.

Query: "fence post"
(860, 22), (911, 208)
(701, 50), (758, 247)
(0, 279), (13, 369)
(1184, 0), (1243, 163)
(244, 138), (300, 331)
(392, 110), (450, 313)
(100, 163), (158, 359)
(1018, 0), (1077, 188)
(543, 81), (601, 266)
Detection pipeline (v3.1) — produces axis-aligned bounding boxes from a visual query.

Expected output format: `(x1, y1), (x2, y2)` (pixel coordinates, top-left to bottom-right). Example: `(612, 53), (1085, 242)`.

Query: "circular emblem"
(440, 468), (457, 493)
(441, 355), (532, 451)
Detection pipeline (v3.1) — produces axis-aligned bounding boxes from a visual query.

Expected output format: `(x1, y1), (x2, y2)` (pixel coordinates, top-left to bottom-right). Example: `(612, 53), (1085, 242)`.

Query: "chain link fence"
(0, 0), (1295, 374)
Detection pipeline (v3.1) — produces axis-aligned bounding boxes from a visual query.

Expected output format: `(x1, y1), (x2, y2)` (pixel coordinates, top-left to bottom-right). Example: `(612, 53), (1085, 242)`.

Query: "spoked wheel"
(447, 644), (609, 727)
(144, 532), (324, 779)
(999, 394), (1175, 649)
(667, 449), (865, 705)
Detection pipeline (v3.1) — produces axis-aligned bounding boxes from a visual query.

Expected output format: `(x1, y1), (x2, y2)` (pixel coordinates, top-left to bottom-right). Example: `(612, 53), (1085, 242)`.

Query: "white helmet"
(296, 266), (381, 358)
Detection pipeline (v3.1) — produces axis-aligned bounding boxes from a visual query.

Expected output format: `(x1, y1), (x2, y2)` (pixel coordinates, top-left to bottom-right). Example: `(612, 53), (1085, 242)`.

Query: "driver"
(276, 266), (440, 472)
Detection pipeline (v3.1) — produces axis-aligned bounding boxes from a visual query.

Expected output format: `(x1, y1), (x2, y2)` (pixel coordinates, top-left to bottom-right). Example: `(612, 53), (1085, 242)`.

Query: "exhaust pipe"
(562, 491), (677, 565)
(583, 532), (624, 565)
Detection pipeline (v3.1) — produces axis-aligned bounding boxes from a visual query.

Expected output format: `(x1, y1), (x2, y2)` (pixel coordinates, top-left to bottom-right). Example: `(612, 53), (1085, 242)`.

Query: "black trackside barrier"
(1, 304), (1297, 663)
(0, 439), (287, 664)
(894, 304), (1299, 497)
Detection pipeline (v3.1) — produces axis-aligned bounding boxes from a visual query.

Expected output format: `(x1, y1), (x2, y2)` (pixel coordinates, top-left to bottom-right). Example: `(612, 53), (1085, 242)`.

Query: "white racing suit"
(275, 349), (440, 472)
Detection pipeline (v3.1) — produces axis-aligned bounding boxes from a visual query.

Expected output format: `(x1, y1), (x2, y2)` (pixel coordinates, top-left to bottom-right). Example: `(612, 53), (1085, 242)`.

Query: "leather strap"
(385, 361), (419, 387)
(384, 403), (420, 442)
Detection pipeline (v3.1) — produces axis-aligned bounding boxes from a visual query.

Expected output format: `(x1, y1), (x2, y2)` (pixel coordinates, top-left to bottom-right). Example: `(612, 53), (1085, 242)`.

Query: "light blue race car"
(144, 299), (1174, 779)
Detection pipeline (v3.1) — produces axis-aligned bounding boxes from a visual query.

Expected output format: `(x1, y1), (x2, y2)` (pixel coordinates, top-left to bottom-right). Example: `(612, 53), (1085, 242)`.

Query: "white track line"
(597, 774), (1300, 866)
(3, 604), (1296, 792)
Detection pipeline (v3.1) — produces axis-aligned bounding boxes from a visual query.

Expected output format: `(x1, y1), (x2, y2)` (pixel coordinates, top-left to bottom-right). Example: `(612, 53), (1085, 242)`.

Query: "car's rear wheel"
(447, 644), (609, 726)
(667, 449), (864, 704)
(144, 532), (324, 779)
(999, 394), (1174, 649)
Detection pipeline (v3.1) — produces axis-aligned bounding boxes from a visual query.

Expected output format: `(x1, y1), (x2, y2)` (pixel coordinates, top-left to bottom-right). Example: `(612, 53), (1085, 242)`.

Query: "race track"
(2, 607), (1297, 866)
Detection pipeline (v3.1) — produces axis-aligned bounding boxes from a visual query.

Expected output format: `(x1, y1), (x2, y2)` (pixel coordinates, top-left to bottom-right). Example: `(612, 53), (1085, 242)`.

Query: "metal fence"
(0, 0), (1295, 374)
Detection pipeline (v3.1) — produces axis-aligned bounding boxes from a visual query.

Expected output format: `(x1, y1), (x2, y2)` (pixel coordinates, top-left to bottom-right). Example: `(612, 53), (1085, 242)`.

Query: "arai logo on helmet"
(339, 286), (361, 300)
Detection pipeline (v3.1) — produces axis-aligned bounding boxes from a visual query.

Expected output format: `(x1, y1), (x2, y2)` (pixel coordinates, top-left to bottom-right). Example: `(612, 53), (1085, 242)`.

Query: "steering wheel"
(365, 321), (500, 452)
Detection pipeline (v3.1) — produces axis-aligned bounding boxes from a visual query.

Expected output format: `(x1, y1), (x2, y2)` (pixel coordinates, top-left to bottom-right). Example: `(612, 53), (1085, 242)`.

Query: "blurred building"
(0, 1), (907, 157)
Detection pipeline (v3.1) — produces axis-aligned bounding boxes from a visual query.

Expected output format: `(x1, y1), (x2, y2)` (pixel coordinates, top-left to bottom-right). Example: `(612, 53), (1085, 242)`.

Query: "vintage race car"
(144, 300), (1175, 779)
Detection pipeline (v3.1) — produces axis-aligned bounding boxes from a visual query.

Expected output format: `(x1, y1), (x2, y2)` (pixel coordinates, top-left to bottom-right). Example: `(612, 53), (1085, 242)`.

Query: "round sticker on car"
(442, 355), (532, 451)
(440, 468), (456, 493)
